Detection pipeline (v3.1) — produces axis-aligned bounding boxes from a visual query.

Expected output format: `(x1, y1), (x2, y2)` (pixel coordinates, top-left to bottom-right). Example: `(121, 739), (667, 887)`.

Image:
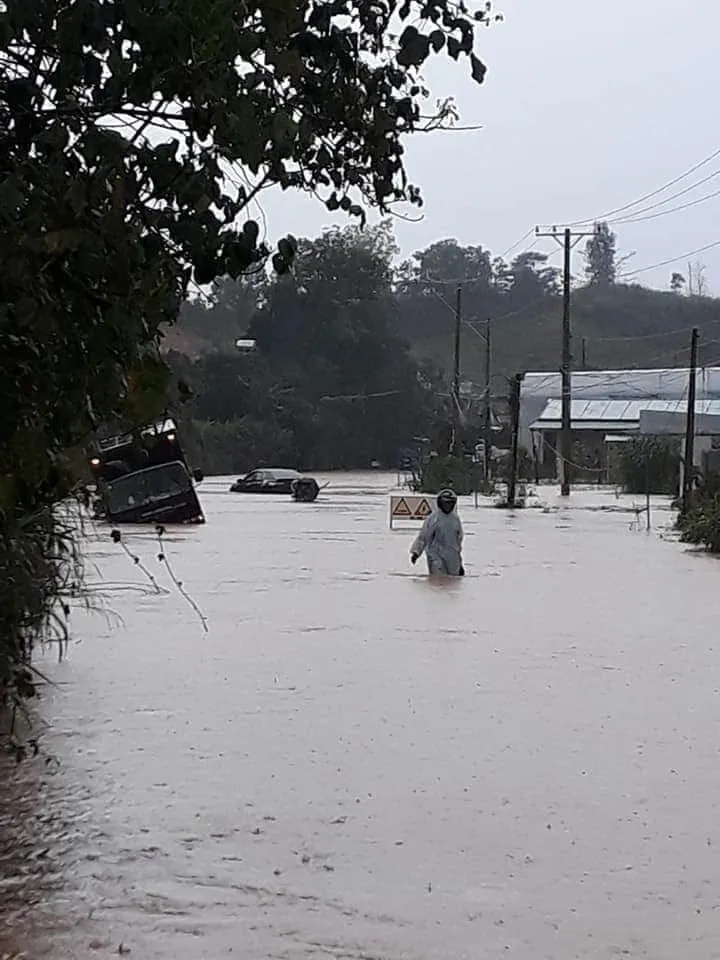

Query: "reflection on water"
(3, 475), (720, 959)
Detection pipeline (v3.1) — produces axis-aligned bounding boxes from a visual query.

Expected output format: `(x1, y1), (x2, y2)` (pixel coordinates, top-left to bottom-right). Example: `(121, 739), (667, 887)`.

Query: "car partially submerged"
(99, 461), (205, 524)
(229, 468), (320, 502)
(90, 418), (205, 524)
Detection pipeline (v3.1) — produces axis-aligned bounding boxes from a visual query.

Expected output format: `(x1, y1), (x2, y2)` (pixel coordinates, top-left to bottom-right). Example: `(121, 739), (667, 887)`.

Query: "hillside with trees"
(169, 224), (455, 474)
(169, 221), (720, 474)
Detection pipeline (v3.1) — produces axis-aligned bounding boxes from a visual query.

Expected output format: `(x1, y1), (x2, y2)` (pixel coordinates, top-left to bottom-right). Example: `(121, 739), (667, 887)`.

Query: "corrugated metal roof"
(530, 397), (720, 430)
(521, 368), (720, 401)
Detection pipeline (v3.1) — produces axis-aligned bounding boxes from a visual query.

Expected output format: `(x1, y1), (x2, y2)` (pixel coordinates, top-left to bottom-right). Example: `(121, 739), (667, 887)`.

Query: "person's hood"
(437, 489), (458, 514)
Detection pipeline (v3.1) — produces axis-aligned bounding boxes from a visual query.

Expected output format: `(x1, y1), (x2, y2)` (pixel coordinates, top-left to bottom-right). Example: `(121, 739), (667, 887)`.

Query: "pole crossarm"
(535, 225), (597, 242)
(532, 224), (597, 495)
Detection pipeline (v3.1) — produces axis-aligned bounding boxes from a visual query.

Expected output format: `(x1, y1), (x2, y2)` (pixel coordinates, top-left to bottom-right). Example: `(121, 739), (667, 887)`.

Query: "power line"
(587, 318), (720, 344)
(608, 168), (720, 225)
(499, 226), (535, 260)
(493, 293), (559, 323)
(319, 389), (402, 402)
(579, 338), (720, 376)
(568, 145), (720, 226)
(610, 185), (720, 226)
(620, 238), (720, 278)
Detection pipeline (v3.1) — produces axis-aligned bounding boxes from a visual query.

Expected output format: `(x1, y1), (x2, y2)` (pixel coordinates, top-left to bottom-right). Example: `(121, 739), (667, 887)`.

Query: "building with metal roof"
(529, 398), (720, 433)
(520, 367), (720, 445)
(519, 367), (720, 482)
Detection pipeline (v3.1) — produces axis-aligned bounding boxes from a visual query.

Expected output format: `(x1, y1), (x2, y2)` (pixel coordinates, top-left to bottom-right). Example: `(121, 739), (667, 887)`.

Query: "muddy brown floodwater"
(2, 473), (720, 959)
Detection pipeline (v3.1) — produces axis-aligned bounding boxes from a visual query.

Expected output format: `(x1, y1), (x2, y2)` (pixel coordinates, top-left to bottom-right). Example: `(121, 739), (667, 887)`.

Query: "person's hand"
(410, 553), (418, 565)
(459, 565), (465, 576)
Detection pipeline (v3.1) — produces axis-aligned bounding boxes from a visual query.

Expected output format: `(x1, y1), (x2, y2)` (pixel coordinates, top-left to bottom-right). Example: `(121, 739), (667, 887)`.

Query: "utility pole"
(535, 225), (596, 496)
(681, 327), (699, 513)
(483, 317), (492, 480)
(451, 285), (462, 454)
(581, 337), (587, 370)
(507, 373), (522, 508)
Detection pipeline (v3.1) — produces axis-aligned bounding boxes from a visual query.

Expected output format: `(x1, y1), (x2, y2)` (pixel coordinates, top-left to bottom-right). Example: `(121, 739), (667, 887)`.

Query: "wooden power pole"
(450, 285), (462, 454)
(483, 318), (492, 479)
(507, 373), (523, 507)
(682, 327), (699, 513)
(535, 225), (596, 496)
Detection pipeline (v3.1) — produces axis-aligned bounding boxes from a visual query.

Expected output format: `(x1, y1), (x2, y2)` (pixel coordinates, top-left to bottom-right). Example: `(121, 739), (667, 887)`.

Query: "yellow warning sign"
(391, 497), (412, 518)
(389, 494), (433, 528)
(412, 498), (432, 519)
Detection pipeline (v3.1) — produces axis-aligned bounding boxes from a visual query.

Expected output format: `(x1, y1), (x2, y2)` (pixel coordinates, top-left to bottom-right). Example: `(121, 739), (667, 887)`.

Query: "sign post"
(389, 494), (433, 529)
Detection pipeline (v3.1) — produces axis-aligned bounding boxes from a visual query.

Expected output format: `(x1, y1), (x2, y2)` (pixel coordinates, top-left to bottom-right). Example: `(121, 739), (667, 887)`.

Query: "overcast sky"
(257, 0), (720, 293)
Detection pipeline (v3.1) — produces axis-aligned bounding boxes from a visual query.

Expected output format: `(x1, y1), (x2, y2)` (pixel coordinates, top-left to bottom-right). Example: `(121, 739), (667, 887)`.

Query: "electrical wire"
(610, 184), (720, 227)
(568, 145), (720, 226)
(540, 436), (605, 475)
(499, 226), (535, 260)
(587, 318), (720, 344)
(619, 239), (720, 278)
(605, 167), (720, 224)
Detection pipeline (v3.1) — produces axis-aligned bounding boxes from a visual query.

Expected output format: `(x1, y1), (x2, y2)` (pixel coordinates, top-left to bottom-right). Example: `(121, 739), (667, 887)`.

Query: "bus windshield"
(106, 462), (192, 514)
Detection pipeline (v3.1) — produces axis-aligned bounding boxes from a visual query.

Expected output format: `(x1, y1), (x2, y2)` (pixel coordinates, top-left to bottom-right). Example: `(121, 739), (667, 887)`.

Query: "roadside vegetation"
(0, 0), (495, 736)
(172, 225), (720, 477)
(619, 438), (681, 496)
(678, 472), (720, 553)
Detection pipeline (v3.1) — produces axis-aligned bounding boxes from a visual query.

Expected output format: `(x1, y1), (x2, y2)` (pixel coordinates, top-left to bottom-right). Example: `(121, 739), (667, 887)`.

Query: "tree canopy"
(584, 221), (617, 287)
(173, 223), (720, 480)
(1, 0), (496, 509)
(0, 0), (497, 726)
(176, 223), (452, 472)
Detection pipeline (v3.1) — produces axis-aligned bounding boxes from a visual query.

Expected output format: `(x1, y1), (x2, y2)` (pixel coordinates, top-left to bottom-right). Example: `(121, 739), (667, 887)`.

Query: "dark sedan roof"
(254, 468), (302, 479)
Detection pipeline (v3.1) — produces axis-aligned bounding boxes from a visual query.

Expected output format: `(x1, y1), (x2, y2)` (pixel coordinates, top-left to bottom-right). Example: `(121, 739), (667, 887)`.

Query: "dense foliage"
(0, 0), (496, 726)
(678, 472), (720, 553)
(619, 438), (681, 496)
(172, 220), (720, 478)
(172, 223), (462, 473)
(175, 223), (720, 403)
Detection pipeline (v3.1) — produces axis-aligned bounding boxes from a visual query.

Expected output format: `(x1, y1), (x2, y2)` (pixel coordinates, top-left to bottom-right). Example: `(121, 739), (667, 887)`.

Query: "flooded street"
(3, 472), (720, 959)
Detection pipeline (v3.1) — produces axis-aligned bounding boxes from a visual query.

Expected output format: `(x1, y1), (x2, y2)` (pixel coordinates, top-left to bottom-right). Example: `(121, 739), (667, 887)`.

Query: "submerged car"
(98, 461), (205, 524)
(89, 418), (206, 524)
(229, 468), (320, 502)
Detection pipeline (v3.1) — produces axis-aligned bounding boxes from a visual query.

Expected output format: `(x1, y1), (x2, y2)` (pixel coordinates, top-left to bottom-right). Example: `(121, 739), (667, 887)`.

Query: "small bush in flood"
(620, 437), (680, 496)
(677, 472), (720, 553)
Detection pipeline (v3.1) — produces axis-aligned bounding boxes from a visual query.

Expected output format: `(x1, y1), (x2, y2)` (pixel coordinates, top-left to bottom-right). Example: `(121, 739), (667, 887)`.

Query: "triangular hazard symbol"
(413, 498), (432, 519)
(392, 497), (412, 517)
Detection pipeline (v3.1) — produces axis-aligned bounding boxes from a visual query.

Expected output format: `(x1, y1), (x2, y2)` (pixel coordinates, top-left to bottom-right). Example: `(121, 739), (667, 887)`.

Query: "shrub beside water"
(0, 505), (83, 756)
(619, 437), (680, 495)
(418, 455), (474, 496)
(677, 471), (720, 553)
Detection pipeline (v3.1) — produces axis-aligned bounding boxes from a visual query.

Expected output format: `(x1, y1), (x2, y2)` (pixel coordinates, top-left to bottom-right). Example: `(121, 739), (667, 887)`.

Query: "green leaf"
(277, 237), (296, 261)
(470, 53), (486, 83)
(194, 253), (218, 285)
(447, 36), (461, 60)
(37, 229), (85, 255)
(83, 53), (103, 86)
(397, 26), (431, 68)
(243, 220), (260, 247)
(272, 252), (291, 274)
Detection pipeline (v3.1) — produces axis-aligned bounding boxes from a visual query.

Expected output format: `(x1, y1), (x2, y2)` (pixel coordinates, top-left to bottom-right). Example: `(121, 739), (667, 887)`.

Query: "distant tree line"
(171, 221), (720, 476)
